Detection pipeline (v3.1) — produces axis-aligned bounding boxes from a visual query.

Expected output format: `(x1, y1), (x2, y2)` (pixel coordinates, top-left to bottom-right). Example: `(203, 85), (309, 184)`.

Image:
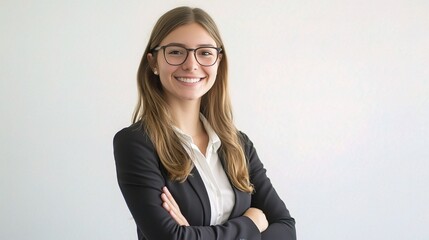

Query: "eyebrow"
(165, 42), (217, 48)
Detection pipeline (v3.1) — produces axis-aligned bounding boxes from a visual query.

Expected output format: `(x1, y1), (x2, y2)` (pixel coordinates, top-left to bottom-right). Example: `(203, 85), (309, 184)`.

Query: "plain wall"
(1, 0), (428, 239)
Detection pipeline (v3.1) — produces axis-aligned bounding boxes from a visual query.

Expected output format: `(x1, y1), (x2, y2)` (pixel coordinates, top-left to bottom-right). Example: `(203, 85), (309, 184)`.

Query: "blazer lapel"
(229, 185), (251, 217)
(187, 166), (211, 225)
(218, 151), (252, 218)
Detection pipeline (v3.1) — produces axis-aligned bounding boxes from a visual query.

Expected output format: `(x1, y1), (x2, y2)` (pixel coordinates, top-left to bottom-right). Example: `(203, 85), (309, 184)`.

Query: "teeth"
(176, 77), (201, 83)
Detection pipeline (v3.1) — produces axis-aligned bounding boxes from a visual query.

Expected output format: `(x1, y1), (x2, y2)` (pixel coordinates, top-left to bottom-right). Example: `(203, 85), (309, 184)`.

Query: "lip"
(174, 76), (206, 84)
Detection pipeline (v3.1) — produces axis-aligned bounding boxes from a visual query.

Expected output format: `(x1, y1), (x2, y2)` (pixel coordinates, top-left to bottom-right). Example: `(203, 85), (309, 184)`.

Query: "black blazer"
(113, 122), (296, 240)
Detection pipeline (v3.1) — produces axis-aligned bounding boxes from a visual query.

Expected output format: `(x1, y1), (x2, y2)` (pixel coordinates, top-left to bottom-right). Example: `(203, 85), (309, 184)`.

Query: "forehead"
(160, 23), (217, 47)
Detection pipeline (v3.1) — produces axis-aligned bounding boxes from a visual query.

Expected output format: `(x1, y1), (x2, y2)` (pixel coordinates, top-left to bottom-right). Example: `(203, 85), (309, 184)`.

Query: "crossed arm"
(161, 186), (269, 232)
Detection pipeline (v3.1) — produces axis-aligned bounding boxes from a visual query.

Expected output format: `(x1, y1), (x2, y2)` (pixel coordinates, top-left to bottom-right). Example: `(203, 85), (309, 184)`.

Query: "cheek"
(207, 66), (220, 79)
(210, 72), (218, 82)
(158, 69), (174, 89)
(159, 65), (178, 78)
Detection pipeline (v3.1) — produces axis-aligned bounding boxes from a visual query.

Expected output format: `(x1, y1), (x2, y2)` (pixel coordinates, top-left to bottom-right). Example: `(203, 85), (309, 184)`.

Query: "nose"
(181, 50), (199, 71)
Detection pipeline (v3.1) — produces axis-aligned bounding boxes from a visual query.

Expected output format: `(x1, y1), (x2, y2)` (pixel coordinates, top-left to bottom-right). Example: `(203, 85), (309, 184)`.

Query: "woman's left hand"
(161, 186), (190, 226)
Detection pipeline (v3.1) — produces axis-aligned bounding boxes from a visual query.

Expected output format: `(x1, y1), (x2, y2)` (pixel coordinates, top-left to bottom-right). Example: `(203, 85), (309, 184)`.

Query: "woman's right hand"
(161, 186), (190, 226)
(243, 207), (268, 233)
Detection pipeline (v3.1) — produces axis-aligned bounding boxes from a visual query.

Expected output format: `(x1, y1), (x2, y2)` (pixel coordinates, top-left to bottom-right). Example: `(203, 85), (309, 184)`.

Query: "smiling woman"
(113, 6), (296, 240)
(147, 23), (220, 102)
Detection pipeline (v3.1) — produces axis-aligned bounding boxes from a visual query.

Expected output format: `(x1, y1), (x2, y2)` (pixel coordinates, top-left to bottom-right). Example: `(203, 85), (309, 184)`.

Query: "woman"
(113, 6), (296, 240)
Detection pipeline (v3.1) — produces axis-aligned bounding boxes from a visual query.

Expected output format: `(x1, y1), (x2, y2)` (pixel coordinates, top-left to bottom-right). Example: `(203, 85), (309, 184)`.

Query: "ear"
(147, 53), (157, 69)
(217, 53), (223, 63)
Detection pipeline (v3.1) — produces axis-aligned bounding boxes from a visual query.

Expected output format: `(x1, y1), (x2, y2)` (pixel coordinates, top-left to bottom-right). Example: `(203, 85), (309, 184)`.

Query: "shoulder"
(238, 131), (254, 150)
(113, 121), (155, 151)
(237, 130), (266, 169)
(237, 130), (260, 163)
(113, 121), (160, 173)
(114, 121), (150, 143)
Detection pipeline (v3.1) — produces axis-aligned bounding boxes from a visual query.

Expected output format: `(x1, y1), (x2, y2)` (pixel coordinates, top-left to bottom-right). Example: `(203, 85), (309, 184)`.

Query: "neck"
(168, 99), (204, 137)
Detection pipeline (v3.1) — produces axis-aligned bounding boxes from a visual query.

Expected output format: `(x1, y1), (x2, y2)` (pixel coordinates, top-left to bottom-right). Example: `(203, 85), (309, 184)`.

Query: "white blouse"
(173, 114), (235, 225)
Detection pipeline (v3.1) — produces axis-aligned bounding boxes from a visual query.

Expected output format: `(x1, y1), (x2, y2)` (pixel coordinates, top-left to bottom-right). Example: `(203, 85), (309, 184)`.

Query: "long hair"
(133, 6), (253, 193)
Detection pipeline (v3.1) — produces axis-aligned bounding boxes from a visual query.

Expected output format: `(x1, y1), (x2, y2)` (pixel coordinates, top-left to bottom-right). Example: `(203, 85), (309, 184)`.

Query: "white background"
(1, 0), (428, 239)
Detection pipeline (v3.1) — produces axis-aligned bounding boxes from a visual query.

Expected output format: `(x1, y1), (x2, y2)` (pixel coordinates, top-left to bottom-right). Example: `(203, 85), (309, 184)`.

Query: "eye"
(197, 48), (216, 57)
(201, 51), (213, 56)
(166, 47), (186, 56)
(168, 50), (184, 55)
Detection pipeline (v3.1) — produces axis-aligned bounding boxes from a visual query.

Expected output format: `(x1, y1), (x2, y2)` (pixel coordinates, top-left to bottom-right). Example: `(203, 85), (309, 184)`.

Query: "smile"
(175, 77), (205, 83)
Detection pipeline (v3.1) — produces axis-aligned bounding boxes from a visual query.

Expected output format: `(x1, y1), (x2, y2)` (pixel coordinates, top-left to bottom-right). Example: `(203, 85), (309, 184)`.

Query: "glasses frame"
(151, 45), (223, 67)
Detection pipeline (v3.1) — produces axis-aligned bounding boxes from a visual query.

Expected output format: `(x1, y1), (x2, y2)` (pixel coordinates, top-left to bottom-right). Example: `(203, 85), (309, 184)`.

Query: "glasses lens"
(164, 46), (187, 65)
(195, 48), (218, 66)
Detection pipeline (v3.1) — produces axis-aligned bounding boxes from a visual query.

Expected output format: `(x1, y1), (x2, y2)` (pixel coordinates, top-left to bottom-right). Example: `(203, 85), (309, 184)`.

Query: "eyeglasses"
(151, 45), (222, 67)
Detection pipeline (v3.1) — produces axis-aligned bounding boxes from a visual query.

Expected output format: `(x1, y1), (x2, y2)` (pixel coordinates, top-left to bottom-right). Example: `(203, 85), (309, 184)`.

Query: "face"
(148, 23), (221, 105)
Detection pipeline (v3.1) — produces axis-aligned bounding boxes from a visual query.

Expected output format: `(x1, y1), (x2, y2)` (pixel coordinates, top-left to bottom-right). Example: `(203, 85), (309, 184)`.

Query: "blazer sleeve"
(113, 127), (261, 240)
(241, 132), (297, 240)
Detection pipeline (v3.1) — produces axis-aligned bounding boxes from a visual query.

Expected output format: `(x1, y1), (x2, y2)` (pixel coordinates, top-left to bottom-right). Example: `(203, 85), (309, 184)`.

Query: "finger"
(170, 210), (182, 225)
(162, 199), (189, 226)
(161, 193), (176, 212)
(161, 187), (190, 226)
(162, 199), (178, 218)
(161, 193), (182, 218)
(163, 201), (180, 224)
(170, 210), (189, 226)
(162, 201), (171, 211)
(163, 187), (180, 210)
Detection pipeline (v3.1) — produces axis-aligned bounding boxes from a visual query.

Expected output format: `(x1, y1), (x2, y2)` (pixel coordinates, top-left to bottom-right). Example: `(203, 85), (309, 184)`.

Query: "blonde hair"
(133, 6), (253, 193)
